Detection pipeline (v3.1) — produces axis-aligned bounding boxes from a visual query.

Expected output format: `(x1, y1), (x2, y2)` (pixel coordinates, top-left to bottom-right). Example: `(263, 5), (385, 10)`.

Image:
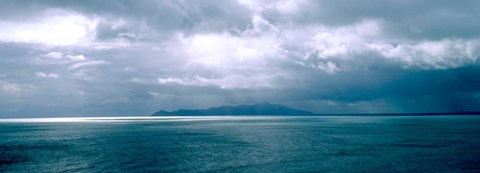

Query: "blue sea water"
(1, 116), (480, 172)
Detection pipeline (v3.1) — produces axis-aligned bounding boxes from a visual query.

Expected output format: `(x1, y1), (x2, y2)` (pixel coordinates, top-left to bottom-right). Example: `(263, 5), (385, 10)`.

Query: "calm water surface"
(1, 116), (480, 172)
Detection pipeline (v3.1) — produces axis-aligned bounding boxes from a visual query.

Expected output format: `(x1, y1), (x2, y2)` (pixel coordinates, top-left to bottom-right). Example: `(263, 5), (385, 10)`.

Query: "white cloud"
(170, 15), (283, 85)
(158, 74), (277, 89)
(298, 20), (381, 60)
(238, 0), (308, 15)
(180, 32), (282, 67)
(69, 60), (109, 70)
(162, 15), (288, 89)
(32, 52), (87, 65)
(369, 39), (480, 69)
(317, 61), (340, 74)
(66, 55), (86, 61)
(274, 0), (307, 14)
(249, 14), (279, 34)
(281, 19), (480, 70)
(0, 10), (97, 46)
(44, 52), (63, 59)
(35, 72), (61, 79)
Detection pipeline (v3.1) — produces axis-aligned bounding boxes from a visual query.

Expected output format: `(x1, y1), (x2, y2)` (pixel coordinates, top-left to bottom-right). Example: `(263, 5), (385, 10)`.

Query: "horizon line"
(2, 111), (480, 119)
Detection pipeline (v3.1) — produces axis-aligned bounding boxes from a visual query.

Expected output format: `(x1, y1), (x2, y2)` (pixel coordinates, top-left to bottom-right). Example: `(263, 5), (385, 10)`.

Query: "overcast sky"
(1, 0), (480, 117)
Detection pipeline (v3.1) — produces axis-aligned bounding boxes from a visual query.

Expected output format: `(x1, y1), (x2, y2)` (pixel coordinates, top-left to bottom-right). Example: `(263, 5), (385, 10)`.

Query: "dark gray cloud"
(0, 0), (479, 117)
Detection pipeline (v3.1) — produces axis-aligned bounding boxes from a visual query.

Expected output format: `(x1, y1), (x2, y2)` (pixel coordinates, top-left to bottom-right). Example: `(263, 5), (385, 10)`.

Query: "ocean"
(1, 116), (479, 172)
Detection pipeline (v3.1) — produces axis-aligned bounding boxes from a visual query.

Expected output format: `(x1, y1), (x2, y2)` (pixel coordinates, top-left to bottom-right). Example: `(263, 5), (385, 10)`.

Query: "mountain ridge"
(152, 103), (314, 116)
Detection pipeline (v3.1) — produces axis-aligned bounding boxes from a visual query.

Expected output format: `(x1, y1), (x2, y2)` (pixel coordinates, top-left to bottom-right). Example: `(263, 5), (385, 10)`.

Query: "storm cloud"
(1, 0), (479, 117)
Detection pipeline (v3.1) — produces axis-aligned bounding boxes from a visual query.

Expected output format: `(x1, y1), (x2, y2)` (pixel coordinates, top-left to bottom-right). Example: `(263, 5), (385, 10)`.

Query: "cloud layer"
(1, 0), (480, 117)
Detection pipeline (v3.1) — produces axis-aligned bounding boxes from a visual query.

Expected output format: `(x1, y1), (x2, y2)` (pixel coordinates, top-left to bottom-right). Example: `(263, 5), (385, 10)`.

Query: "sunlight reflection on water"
(0, 116), (282, 123)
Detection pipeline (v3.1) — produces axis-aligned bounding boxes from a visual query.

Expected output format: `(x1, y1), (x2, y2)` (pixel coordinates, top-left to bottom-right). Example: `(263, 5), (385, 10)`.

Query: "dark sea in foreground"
(1, 116), (480, 172)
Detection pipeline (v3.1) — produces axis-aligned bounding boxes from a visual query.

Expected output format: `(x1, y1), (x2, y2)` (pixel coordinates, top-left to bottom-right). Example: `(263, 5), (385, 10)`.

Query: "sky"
(1, 0), (480, 117)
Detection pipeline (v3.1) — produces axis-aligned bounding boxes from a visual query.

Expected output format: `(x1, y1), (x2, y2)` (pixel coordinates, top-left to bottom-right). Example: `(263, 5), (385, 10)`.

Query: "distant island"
(152, 103), (314, 116)
(152, 103), (480, 116)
